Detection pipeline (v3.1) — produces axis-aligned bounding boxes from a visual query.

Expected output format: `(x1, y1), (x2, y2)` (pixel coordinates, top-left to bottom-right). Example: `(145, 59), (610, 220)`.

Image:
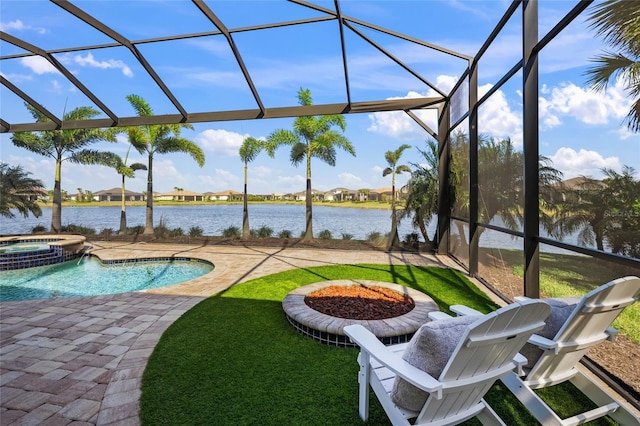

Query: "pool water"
(0, 242), (52, 254)
(0, 256), (213, 302)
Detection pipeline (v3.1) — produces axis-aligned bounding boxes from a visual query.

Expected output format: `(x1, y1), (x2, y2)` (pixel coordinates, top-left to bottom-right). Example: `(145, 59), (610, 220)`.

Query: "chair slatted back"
(526, 276), (640, 387)
(416, 300), (550, 424)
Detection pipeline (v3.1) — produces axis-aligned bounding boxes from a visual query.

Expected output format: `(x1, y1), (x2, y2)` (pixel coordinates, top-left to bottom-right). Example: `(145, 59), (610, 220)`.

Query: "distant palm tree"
(402, 139), (439, 244)
(586, 0), (640, 132)
(383, 144), (412, 249)
(11, 104), (116, 233)
(0, 163), (45, 219)
(239, 136), (264, 239)
(266, 88), (355, 241)
(126, 94), (205, 235)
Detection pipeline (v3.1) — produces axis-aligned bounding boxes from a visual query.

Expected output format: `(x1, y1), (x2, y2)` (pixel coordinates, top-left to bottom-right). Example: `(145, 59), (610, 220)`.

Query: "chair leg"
(569, 372), (640, 426)
(357, 352), (370, 422)
(501, 372), (565, 426)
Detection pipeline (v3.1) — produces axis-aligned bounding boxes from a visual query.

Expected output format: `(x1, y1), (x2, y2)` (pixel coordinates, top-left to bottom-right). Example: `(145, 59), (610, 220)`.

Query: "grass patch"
(140, 264), (618, 425)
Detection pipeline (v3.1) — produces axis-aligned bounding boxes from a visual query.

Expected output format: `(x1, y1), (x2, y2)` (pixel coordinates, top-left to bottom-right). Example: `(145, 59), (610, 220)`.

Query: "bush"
(169, 227), (184, 237)
(102, 228), (114, 239)
(404, 232), (420, 245)
(366, 231), (382, 241)
(256, 225), (273, 238)
(318, 229), (332, 240)
(189, 226), (204, 237)
(123, 225), (144, 235)
(278, 229), (292, 239)
(341, 233), (353, 240)
(222, 226), (241, 238)
(154, 216), (170, 238)
(62, 224), (96, 235)
(31, 225), (47, 234)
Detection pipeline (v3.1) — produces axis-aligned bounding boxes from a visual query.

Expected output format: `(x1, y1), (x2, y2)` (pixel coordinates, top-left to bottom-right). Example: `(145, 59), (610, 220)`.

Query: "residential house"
(92, 188), (145, 202)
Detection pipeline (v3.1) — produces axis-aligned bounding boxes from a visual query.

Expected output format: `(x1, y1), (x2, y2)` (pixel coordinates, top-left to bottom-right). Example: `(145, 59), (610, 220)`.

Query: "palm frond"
(156, 137), (205, 167)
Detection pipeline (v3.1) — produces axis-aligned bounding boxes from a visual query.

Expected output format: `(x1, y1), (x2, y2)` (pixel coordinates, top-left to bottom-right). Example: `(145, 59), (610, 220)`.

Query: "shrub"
(154, 216), (170, 238)
(169, 227), (184, 237)
(341, 233), (353, 240)
(404, 232), (420, 245)
(318, 229), (332, 240)
(189, 226), (204, 237)
(123, 225), (144, 235)
(256, 225), (273, 238)
(222, 226), (241, 238)
(278, 229), (292, 239)
(31, 225), (47, 234)
(62, 224), (96, 235)
(102, 228), (114, 239)
(366, 231), (382, 241)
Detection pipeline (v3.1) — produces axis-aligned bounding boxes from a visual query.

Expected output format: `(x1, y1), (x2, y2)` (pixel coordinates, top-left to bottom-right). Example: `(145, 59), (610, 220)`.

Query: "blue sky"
(1, 0), (638, 196)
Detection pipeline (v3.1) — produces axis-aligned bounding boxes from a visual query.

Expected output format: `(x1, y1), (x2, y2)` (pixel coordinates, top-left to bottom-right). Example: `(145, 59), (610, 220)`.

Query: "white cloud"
(195, 129), (247, 156)
(20, 56), (59, 75)
(337, 172), (364, 187)
(367, 91), (440, 138)
(372, 165), (384, 173)
(50, 80), (62, 95)
(276, 175), (305, 192)
(0, 19), (46, 34)
(74, 53), (133, 77)
(549, 147), (622, 179)
(539, 78), (630, 129)
(251, 165), (272, 178)
(477, 83), (522, 146)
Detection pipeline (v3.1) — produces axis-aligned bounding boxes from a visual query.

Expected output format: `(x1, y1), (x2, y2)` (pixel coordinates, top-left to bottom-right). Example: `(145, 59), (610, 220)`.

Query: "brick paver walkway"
(1, 242), (445, 425)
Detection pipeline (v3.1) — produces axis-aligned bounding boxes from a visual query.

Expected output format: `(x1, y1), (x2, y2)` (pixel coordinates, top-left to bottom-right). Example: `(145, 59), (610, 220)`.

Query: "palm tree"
(11, 104), (116, 233)
(239, 136), (264, 239)
(383, 144), (412, 249)
(401, 139), (439, 244)
(266, 88), (355, 242)
(586, 0), (640, 132)
(0, 163), (46, 219)
(125, 94), (205, 235)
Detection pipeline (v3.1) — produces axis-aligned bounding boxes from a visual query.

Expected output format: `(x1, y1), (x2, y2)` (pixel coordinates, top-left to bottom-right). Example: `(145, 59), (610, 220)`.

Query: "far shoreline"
(41, 200), (397, 210)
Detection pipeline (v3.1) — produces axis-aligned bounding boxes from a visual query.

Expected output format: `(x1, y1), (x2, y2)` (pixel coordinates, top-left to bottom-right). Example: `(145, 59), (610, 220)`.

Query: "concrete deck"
(1, 241), (446, 425)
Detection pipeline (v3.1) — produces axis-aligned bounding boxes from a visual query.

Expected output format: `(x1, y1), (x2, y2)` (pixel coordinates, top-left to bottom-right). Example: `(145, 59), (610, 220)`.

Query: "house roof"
(93, 188), (142, 195)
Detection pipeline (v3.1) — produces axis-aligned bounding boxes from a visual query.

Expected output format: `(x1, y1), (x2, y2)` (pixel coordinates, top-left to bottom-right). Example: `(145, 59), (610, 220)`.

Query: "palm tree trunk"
(242, 163), (250, 239)
(303, 156), (313, 242)
(51, 158), (62, 233)
(119, 175), (127, 233)
(143, 153), (154, 235)
(387, 176), (400, 249)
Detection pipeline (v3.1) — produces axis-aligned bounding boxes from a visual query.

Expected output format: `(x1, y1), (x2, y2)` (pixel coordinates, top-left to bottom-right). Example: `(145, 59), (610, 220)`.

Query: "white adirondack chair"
(343, 299), (551, 426)
(494, 275), (640, 426)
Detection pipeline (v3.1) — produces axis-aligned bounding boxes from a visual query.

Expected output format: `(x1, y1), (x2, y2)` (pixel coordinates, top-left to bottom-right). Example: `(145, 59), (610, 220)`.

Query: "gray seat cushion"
(390, 315), (480, 411)
(521, 296), (581, 368)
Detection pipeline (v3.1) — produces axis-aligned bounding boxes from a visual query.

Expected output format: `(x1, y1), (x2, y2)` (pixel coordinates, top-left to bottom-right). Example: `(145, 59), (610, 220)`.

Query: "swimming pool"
(0, 256), (214, 302)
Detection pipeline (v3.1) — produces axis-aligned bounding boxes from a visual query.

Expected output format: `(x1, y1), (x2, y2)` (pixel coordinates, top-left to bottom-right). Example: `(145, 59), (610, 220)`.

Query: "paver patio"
(1, 242), (449, 425)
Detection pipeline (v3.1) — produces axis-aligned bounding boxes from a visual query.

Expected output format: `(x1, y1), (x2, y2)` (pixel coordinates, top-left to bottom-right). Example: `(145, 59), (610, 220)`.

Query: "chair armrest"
(450, 305), (483, 317)
(605, 326), (618, 342)
(513, 353), (527, 376)
(527, 333), (559, 353)
(428, 311), (452, 321)
(344, 325), (444, 398)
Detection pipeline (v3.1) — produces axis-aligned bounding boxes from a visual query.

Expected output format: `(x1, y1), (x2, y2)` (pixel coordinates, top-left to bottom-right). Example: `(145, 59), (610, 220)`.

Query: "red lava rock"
(304, 285), (415, 320)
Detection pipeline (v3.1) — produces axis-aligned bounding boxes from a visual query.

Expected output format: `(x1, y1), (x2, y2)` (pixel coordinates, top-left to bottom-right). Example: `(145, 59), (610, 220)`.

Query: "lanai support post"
(523, 0), (540, 298)
(437, 102), (451, 255)
(469, 60), (479, 277)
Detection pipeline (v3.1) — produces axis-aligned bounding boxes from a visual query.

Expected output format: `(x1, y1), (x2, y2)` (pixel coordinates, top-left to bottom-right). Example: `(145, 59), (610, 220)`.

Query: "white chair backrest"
(528, 276), (640, 385)
(417, 299), (550, 423)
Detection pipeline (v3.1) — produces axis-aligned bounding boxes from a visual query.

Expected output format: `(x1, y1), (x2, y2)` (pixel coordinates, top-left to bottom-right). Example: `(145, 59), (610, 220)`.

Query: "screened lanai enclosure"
(2, 0), (639, 407)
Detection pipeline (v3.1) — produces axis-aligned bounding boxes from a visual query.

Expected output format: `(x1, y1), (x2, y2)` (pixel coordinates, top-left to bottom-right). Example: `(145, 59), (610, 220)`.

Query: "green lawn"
(140, 264), (617, 425)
